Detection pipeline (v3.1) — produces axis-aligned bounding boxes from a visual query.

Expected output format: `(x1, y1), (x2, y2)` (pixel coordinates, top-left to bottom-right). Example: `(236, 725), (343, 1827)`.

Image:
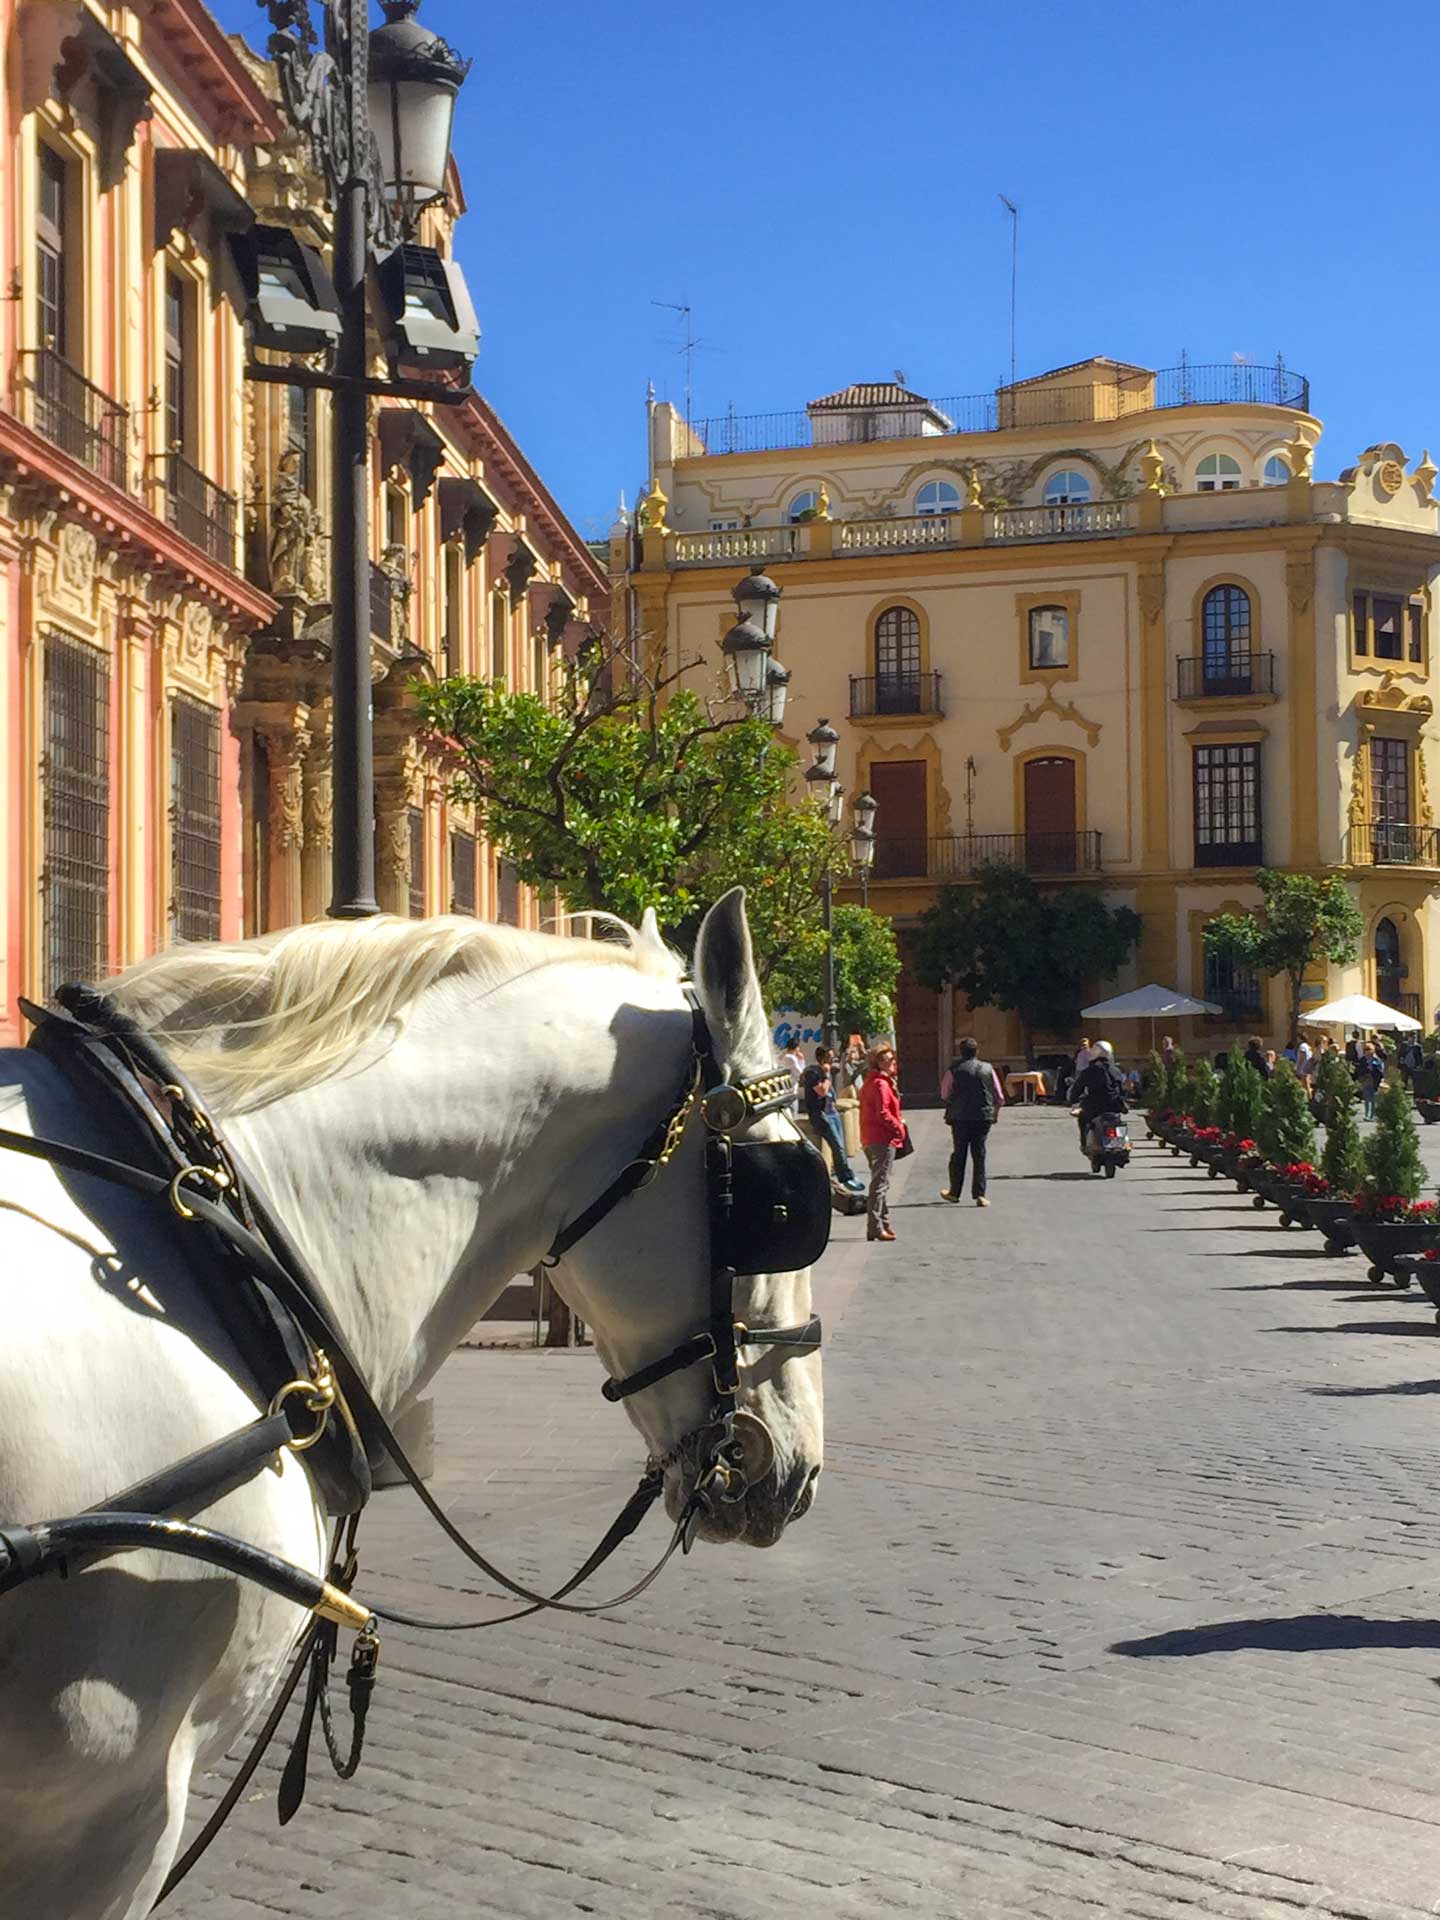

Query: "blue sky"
(213, 1), (1440, 540)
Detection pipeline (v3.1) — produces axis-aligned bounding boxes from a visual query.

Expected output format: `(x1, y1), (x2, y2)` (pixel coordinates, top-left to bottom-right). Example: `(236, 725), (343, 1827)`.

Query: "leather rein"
(0, 981), (825, 1897)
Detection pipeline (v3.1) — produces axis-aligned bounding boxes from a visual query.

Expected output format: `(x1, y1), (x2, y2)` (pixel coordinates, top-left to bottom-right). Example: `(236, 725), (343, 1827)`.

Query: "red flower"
(1425, 1249), (1440, 1263)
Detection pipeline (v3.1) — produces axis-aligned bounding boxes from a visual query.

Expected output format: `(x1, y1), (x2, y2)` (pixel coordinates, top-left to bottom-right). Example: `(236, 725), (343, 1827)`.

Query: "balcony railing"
(162, 451), (237, 567)
(28, 348), (129, 490)
(838, 513), (955, 554)
(689, 361), (1310, 455)
(1349, 822), (1440, 867)
(670, 526), (798, 565)
(1195, 838), (1263, 869)
(849, 672), (943, 719)
(987, 501), (1131, 542)
(1176, 652), (1277, 699)
(873, 831), (1103, 881)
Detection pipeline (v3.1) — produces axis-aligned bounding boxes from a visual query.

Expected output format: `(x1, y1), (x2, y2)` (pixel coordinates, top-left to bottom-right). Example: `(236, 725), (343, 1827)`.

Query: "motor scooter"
(1073, 1107), (1130, 1177)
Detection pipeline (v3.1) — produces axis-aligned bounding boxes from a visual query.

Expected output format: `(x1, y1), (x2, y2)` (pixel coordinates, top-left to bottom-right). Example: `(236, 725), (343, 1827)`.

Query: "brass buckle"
(167, 1162), (232, 1219)
(269, 1348), (337, 1452)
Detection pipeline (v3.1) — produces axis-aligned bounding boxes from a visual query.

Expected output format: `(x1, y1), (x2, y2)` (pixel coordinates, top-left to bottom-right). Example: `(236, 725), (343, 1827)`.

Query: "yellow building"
(630, 359), (1440, 1080)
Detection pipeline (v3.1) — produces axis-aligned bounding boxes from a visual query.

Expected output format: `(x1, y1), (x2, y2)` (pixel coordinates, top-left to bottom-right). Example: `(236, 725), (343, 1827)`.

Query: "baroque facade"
(630, 358), (1440, 1079)
(0, 3), (609, 1046)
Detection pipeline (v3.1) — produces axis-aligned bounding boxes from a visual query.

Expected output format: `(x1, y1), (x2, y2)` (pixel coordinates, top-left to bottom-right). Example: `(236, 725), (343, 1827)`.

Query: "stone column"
(242, 703), (309, 933)
(301, 700), (334, 923)
(374, 765), (413, 916)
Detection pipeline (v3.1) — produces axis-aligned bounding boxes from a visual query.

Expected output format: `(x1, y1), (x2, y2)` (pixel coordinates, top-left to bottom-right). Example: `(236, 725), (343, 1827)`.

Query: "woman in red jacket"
(859, 1044), (905, 1242)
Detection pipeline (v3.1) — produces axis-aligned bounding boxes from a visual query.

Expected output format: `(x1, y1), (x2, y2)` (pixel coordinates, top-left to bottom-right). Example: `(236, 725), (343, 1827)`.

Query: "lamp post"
(805, 720), (844, 1050)
(721, 564), (783, 717)
(850, 789), (877, 906)
(256, 0), (471, 919)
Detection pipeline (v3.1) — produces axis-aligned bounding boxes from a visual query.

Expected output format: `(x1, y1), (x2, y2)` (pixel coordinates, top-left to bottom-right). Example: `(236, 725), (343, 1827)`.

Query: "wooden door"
(895, 931), (941, 1105)
(1023, 756), (1076, 873)
(870, 760), (927, 879)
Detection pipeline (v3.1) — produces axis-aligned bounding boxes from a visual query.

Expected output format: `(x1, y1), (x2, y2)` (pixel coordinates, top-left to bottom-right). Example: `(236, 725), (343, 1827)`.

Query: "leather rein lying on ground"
(0, 983), (828, 1902)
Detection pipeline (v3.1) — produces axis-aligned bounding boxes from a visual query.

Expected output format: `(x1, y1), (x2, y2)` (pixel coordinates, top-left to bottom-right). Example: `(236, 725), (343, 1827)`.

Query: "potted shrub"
(1217, 1055), (1267, 1185)
(1252, 1061), (1315, 1213)
(1301, 1074), (1366, 1252)
(1186, 1061), (1221, 1163)
(1352, 1086), (1440, 1281)
(1396, 1246), (1440, 1321)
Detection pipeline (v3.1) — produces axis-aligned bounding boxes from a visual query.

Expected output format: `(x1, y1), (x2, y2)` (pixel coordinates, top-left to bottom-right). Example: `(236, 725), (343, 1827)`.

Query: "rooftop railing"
(689, 361), (1309, 456)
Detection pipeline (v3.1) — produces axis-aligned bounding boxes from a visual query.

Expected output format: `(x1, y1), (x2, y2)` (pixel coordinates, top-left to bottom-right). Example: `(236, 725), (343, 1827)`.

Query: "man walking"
(940, 1036), (998, 1208)
(801, 1045), (866, 1193)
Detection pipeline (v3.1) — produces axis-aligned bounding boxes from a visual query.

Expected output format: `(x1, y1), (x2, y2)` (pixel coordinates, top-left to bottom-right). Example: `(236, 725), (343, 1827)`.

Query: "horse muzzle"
(666, 1412), (819, 1547)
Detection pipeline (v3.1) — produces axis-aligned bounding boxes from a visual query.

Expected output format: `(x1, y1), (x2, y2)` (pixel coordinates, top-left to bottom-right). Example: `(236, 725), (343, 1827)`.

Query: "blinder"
(715, 1137), (832, 1278)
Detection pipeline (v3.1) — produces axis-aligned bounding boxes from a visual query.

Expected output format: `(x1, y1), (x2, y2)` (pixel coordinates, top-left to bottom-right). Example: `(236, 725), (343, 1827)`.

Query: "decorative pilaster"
(1137, 558), (1170, 872)
(374, 767), (413, 916)
(242, 703), (309, 932)
(1286, 552), (1318, 865)
(301, 701), (334, 922)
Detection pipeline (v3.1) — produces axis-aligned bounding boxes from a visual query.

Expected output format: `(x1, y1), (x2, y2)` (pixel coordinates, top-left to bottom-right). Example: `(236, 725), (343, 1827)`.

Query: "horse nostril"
(788, 1465), (820, 1522)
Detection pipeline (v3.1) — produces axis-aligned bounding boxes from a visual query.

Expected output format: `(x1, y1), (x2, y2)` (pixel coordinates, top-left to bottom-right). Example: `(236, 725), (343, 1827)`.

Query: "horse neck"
(221, 963), (689, 1416)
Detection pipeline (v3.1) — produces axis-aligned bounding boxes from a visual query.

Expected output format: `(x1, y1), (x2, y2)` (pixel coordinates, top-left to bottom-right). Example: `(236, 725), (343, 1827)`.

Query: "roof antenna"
(998, 195), (1018, 388)
(652, 300), (703, 434)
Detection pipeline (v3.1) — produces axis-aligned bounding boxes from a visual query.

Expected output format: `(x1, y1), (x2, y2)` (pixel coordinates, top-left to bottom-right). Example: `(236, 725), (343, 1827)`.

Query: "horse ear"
(637, 906), (666, 957)
(694, 887), (772, 1078)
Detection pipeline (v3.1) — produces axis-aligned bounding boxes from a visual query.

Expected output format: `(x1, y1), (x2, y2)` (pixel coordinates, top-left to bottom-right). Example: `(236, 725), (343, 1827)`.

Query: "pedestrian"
(939, 1036), (998, 1208)
(1161, 1033), (1177, 1069)
(1244, 1034), (1271, 1081)
(1295, 1033), (1315, 1087)
(1355, 1041), (1384, 1120)
(779, 1035), (806, 1108)
(1264, 1048), (1278, 1076)
(1073, 1034), (1098, 1080)
(1070, 1039), (1128, 1151)
(801, 1045), (866, 1194)
(859, 1045), (905, 1242)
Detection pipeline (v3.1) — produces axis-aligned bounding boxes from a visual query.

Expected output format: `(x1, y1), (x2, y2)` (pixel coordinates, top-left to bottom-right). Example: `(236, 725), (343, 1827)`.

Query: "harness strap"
(599, 1316), (825, 1403)
(99, 1414), (293, 1521)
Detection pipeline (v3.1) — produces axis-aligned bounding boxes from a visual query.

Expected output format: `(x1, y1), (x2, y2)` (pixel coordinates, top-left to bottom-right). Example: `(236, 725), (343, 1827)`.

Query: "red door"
(1023, 757), (1076, 873)
(894, 931), (941, 1104)
(870, 761), (927, 879)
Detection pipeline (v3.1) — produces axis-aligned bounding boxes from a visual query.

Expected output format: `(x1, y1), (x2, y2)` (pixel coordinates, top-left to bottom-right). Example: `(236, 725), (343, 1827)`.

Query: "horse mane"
(104, 913), (681, 1113)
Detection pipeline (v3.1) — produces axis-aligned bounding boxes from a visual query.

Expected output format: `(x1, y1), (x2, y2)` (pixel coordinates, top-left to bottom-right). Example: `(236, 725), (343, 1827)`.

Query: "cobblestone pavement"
(170, 1108), (1440, 1919)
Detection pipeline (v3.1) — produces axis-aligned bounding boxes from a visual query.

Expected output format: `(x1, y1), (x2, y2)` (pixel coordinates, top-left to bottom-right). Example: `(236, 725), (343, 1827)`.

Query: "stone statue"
(268, 449), (320, 599)
(380, 541), (413, 651)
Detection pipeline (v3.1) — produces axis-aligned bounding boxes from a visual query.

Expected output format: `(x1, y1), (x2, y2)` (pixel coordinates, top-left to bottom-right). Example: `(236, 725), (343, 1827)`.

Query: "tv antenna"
(998, 195), (1018, 389)
(652, 300), (704, 431)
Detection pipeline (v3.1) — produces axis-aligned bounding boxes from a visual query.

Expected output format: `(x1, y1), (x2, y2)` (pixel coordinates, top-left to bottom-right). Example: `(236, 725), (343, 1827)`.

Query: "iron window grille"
(1203, 949), (1262, 1023)
(450, 829), (476, 914)
(41, 631), (110, 996)
(169, 695), (221, 943)
(1193, 742), (1261, 867)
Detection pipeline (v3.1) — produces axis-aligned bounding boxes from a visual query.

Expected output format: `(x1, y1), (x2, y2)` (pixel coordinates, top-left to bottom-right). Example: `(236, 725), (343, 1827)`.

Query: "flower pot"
(1269, 1179), (1314, 1228)
(1352, 1218), (1440, 1284)
(1395, 1255), (1440, 1324)
(1298, 1196), (1359, 1252)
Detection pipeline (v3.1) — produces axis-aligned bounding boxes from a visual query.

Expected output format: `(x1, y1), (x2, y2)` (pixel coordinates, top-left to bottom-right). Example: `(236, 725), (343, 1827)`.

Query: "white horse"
(0, 888), (823, 1920)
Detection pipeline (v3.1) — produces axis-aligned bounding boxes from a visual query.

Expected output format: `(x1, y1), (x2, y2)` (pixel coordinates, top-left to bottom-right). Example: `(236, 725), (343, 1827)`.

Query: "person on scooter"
(1070, 1039), (1127, 1149)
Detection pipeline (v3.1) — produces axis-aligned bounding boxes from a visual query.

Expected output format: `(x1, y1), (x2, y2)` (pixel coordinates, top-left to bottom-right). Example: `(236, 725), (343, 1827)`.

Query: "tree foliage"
(1256, 1060), (1316, 1167)
(1313, 1048), (1351, 1128)
(766, 902), (900, 1039)
(1203, 871), (1364, 1045)
(1320, 1076), (1366, 1194)
(414, 639), (898, 1013)
(1163, 1048), (1189, 1110)
(1140, 1049), (1166, 1107)
(1364, 1085), (1426, 1202)
(1187, 1058), (1219, 1126)
(911, 863), (1142, 1054)
(1216, 1052), (1266, 1140)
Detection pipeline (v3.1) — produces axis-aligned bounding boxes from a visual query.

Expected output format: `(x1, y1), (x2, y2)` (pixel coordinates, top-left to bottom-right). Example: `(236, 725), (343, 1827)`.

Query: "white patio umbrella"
(1300, 993), (1422, 1033)
(1080, 984), (1223, 1058)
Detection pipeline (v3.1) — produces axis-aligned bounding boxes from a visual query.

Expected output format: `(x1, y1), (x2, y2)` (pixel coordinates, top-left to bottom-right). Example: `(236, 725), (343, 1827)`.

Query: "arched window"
(874, 605), (921, 712)
(787, 489), (819, 522)
(1262, 454), (1289, 487)
(1376, 916), (1404, 1008)
(1028, 605), (1070, 670)
(1201, 584), (1252, 689)
(915, 479), (960, 515)
(1196, 453), (1242, 492)
(1043, 469), (1091, 506)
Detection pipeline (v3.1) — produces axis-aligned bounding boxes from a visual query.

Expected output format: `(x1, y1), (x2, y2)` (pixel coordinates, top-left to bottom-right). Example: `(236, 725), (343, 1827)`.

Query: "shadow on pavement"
(1111, 1614), (1440, 1658)
(1264, 1319), (1439, 1335)
(992, 1171), (1097, 1182)
(1222, 1277), (1366, 1292)
(1306, 1378), (1440, 1396)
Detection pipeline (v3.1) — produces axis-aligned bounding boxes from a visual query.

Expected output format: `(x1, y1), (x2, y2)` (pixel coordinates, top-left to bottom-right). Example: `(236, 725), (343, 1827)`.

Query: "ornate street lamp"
(368, 1), (471, 229)
(806, 716), (839, 782)
(763, 662), (791, 729)
(721, 614), (772, 705)
(851, 789), (878, 838)
(733, 563), (781, 641)
(255, 0), (472, 918)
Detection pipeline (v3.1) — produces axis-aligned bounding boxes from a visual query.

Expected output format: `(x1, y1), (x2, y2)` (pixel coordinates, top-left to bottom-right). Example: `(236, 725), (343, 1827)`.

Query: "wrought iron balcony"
(849, 671), (943, 719)
(872, 831), (1103, 881)
(162, 450), (237, 567)
(28, 347), (129, 490)
(1177, 652), (1276, 699)
(1348, 822), (1440, 867)
(1382, 990), (1423, 1023)
(1194, 837), (1263, 869)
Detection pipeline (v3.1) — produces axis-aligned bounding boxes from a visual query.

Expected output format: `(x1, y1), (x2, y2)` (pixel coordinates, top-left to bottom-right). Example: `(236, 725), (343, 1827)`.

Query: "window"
(1201, 584), (1252, 687)
(286, 382), (313, 497)
(408, 807), (426, 918)
(496, 856), (521, 926)
(874, 605), (921, 711)
(708, 519), (740, 531)
(870, 759), (928, 879)
(1204, 947), (1262, 1022)
(1376, 916), (1404, 1005)
(442, 543), (463, 676)
(37, 144), (67, 356)
(1196, 453), (1242, 492)
(164, 273), (190, 456)
(169, 695), (221, 943)
(450, 829), (477, 914)
(787, 490), (819, 522)
(1351, 588), (1425, 666)
(1043, 469), (1091, 506)
(385, 484), (408, 552)
(489, 590), (508, 682)
(42, 632), (110, 996)
(1262, 455), (1289, 487)
(1371, 735), (1411, 859)
(915, 480), (960, 515)
(1028, 605), (1070, 670)
(1193, 743), (1261, 866)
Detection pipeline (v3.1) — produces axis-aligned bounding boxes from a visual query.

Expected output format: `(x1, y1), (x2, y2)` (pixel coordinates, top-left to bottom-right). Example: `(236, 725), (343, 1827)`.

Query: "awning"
(1301, 994), (1422, 1032)
(1081, 984), (1222, 1019)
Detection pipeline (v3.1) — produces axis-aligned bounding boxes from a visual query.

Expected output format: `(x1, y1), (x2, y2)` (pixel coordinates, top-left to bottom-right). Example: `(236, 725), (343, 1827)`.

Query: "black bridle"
(545, 988), (827, 1515)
